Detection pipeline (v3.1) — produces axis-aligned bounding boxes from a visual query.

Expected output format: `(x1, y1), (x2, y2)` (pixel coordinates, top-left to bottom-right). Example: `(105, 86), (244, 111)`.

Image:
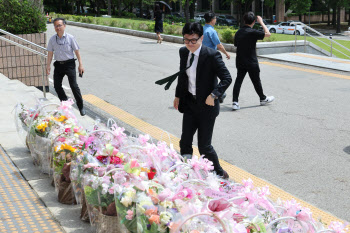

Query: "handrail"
(293, 22), (350, 59)
(0, 29), (47, 51)
(0, 28), (48, 98)
(0, 36), (47, 57)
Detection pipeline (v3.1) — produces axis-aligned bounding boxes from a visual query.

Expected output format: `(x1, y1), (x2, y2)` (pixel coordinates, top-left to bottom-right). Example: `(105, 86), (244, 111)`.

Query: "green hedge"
(0, 0), (46, 34)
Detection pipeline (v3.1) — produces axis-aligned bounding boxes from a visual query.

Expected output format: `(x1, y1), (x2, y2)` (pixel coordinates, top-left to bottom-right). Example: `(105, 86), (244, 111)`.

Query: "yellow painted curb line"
(83, 94), (348, 229)
(290, 53), (350, 65)
(260, 61), (350, 80)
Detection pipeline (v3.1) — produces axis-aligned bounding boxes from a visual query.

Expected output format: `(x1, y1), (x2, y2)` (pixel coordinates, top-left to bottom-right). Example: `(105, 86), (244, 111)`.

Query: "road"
(46, 24), (350, 222)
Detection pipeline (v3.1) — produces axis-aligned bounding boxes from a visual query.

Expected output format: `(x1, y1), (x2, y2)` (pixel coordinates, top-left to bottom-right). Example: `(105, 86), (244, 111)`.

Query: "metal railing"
(0, 28), (48, 98)
(291, 22), (350, 59)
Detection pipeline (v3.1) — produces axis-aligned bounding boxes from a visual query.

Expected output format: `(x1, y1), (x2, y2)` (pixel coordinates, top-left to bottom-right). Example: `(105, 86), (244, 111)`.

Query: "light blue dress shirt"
(203, 24), (221, 50)
(47, 32), (80, 61)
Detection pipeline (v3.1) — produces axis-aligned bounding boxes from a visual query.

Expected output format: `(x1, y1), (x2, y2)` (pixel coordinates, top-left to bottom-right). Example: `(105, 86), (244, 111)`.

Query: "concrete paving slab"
(259, 52), (350, 72)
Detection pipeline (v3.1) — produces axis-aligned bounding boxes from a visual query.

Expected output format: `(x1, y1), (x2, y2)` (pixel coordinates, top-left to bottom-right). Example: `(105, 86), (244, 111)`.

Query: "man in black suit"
(173, 23), (232, 179)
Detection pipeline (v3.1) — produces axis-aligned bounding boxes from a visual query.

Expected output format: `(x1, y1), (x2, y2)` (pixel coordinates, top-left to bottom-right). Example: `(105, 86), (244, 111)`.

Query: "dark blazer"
(175, 45), (232, 114)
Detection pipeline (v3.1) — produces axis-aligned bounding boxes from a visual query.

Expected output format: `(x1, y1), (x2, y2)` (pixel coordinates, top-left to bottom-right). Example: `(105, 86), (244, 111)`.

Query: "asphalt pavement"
(46, 24), (350, 222)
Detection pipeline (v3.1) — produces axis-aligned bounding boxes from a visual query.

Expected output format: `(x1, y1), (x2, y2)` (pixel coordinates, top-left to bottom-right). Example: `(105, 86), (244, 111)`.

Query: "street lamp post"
(261, 0), (264, 19)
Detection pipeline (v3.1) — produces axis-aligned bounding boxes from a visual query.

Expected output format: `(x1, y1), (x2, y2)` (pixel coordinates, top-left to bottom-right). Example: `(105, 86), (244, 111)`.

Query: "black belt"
(188, 92), (196, 101)
(55, 59), (76, 65)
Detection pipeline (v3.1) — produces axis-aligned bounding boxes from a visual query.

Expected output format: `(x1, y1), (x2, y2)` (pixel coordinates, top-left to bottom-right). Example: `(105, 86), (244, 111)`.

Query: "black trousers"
(179, 95), (224, 176)
(53, 60), (84, 110)
(232, 68), (266, 102)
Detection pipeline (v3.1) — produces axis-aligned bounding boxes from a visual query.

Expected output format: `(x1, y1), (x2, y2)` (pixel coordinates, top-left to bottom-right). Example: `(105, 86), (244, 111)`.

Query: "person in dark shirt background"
(154, 4), (163, 44)
(232, 11), (274, 110)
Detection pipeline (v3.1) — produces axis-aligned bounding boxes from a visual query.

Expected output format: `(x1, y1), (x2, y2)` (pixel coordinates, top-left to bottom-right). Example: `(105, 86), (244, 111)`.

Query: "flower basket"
(96, 211), (130, 233)
(53, 163), (77, 205)
(80, 191), (90, 222)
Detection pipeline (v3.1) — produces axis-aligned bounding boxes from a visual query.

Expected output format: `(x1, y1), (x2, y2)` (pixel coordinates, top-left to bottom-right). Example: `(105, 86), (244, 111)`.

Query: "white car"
(267, 22), (305, 35)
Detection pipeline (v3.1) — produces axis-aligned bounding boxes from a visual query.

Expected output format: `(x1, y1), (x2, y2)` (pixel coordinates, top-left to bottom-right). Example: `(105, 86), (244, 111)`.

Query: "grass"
(260, 33), (350, 60)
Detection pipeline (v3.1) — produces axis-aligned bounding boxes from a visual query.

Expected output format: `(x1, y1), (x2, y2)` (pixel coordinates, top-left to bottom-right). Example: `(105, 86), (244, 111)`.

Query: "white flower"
(160, 212), (172, 225)
(136, 204), (145, 215)
(120, 196), (133, 207)
(101, 183), (109, 195)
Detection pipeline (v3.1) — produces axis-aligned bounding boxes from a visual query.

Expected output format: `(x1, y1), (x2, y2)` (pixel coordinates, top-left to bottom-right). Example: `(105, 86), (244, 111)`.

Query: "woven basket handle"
(266, 216), (307, 233)
(175, 212), (228, 233)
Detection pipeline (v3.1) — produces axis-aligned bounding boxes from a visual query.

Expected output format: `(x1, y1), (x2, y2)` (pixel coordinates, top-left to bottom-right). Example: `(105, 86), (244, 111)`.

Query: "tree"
(285, 0), (312, 22)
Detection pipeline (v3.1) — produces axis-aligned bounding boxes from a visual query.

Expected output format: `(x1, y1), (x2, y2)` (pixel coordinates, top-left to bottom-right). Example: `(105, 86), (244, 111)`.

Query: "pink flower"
(73, 127), (79, 133)
(125, 209), (134, 220)
(139, 134), (150, 145)
(65, 128), (71, 133)
(110, 156), (123, 165)
(130, 159), (140, 169)
(57, 137), (66, 142)
(207, 198), (231, 212)
(83, 163), (98, 169)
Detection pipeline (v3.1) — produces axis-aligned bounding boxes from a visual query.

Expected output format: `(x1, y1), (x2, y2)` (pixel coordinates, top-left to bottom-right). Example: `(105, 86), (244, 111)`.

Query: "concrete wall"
(256, 41), (331, 57)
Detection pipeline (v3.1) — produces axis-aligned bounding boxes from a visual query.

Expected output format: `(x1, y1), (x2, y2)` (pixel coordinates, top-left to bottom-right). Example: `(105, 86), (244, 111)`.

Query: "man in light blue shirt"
(203, 12), (230, 103)
(46, 18), (86, 116)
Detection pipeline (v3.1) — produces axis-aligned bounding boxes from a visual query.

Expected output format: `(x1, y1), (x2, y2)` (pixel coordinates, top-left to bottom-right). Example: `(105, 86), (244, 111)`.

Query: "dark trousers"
(179, 96), (224, 176)
(53, 60), (83, 110)
(232, 68), (266, 102)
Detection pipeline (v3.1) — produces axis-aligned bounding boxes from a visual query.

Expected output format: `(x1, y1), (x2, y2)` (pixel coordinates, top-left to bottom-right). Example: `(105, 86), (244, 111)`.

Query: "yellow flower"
(59, 144), (76, 153)
(36, 122), (48, 132)
(54, 115), (68, 122)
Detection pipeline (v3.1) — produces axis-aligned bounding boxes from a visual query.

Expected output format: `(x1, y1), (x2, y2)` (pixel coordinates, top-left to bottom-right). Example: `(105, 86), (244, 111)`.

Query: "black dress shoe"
(219, 93), (227, 104)
(79, 108), (86, 116)
(220, 170), (229, 180)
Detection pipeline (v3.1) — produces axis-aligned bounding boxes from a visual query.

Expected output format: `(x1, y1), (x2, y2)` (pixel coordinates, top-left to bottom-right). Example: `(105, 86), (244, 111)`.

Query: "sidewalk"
(0, 74), (95, 233)
(259, 52), (350, 72)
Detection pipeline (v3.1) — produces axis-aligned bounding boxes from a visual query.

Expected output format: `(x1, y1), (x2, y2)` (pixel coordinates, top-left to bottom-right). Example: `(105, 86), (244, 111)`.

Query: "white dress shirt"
(186, 45), (202, 95)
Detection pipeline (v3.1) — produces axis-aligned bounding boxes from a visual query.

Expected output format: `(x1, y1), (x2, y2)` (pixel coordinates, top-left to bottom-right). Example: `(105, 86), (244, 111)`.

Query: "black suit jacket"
(175, 45), (232, 114)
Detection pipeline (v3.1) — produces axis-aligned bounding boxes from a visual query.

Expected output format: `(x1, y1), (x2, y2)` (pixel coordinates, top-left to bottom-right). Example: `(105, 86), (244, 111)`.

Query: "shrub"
(110, 20), (117, 27)
(0, 0), (46, 34)
(220, 29), (236, 44)
(86, 16), (94, 24)
(122, 12), (136, 18)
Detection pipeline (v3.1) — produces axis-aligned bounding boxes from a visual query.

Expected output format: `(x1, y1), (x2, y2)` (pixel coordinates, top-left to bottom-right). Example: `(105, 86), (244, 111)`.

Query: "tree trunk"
(76, 1), (80, 14)
(184, 0), (190, 23)
(332, 6), (336, 28)
(81, 5), (84, 15)
(108, 0), (111, 15)
(327, 5), (330, 26)
(71, 3), (74, 15)
(118, 0), (122, 16)
(336, 6), (341, 33)
(299, 14), (302, 22)
(190, 0), (196, 19)
(139, 0), (143, 18)
(348, 8), (350, 26)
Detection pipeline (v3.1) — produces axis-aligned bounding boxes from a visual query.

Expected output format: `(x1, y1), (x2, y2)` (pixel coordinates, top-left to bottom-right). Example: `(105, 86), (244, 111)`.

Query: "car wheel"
(294, 30), (300, 35)
(269, 28), (276, 33)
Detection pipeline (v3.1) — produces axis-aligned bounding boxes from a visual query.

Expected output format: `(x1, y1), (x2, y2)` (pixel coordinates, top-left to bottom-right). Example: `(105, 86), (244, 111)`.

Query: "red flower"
(147, 167), (156, 180)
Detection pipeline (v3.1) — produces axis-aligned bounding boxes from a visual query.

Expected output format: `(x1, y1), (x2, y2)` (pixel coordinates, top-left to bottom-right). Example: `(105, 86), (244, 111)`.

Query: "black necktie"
(155, 53), (195, 90)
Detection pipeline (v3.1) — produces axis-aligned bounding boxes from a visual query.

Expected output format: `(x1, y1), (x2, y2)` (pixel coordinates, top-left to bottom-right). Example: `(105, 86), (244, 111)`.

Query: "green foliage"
(0, 0), (46, 34)
(220, 29), (237, 43)
(285, 0), (312, 15)
(84, 185), (115, 208)
(122, 12), (137, 18)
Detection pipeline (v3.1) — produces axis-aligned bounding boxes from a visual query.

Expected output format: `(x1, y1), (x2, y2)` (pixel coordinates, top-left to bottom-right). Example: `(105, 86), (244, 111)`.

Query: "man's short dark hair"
(182, 23), (203, 37)
(243, 11), (256, 25)
(53, 18), (66, 25)
(204, 12), (216, 23)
